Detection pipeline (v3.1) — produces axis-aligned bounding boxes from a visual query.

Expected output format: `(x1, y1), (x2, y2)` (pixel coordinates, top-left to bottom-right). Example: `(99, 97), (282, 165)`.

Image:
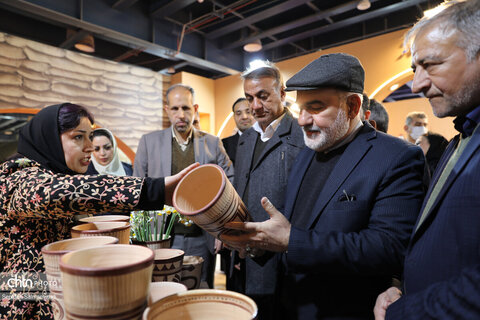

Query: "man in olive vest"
(134, 84), (233, 288)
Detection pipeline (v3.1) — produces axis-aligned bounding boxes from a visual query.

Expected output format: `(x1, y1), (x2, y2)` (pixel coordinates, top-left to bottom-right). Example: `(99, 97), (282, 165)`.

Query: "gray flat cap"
(285, 53), (364, 93)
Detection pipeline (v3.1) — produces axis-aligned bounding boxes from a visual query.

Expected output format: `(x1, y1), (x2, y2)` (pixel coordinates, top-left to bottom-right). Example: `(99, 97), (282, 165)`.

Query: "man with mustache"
(229, 61), (304, 319)
(222, 53), (425, 319)
(134, 83), (233, 288)
(375, 0), (480, 318)
(222, 97), (255, 166)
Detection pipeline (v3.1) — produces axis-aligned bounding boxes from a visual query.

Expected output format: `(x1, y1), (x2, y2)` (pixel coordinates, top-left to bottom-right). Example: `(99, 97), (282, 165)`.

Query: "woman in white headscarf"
(86, 128), (133, 176)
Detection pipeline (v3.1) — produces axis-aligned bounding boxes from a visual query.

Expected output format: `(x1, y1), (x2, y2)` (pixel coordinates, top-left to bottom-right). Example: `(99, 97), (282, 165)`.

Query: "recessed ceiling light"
(390, 83), (400, 91)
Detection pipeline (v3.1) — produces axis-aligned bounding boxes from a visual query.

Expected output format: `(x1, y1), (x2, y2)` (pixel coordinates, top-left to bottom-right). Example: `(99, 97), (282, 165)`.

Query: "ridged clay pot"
(173, 164), (251, 239)
(71, 221), (130, 244)
(152, 248), (184, 283)
(41, 236), (119, 320)
(60, 244), (154, 320)
(143, 289), (258, 320)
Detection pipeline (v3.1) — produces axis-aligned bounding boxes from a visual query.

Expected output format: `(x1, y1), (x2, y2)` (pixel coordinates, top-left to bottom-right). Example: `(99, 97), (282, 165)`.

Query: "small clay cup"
(152, 249), (184, 282)
(180, 255), (204, 290)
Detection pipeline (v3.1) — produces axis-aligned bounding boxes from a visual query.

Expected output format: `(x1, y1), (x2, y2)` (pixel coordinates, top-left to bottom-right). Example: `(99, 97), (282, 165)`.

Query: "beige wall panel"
(0, 43), (26, 59)
(0, 32), (170, 155)
(23, 78), (50, 91)
(0, 73), (22, 86)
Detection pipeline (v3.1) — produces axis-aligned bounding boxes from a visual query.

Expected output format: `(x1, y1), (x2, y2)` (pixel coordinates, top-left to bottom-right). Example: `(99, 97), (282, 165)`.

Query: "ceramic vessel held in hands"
(173, 164), (251, 238)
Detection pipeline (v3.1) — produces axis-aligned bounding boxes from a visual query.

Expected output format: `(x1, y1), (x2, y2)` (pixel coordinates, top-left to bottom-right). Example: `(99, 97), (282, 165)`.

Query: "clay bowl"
(71, 221), (130, 244)
(180, 255), (204, 290)
(79, 215), (130, 223)
(173, 164), (251, 239)
(41, 236), (119, 320)
(152, 249), (184, 283)
(148, 282), (187, 306)
(60, 244), (154, 320)
(143, 289), (258, 320)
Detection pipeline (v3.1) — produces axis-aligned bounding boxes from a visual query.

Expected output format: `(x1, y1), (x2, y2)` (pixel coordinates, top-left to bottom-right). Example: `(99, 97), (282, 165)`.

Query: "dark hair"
(424, 132), (449, 174)
(241, 61), (284, 91)
(361, 93), (370, 119)
(232, 97), (247, 112)
(425, 132), (449, 152)
(369, 99), (389, 133)
(58, 103), (94, 134)
(92, 128), (113, 145)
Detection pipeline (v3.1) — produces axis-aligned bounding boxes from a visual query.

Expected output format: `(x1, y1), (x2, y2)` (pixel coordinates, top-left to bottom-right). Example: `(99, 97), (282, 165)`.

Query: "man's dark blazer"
(282, 123), (425, 320)
(222, 132), (240, 166)
(387, 126), (480, 319)
(234, 110), (305, 297)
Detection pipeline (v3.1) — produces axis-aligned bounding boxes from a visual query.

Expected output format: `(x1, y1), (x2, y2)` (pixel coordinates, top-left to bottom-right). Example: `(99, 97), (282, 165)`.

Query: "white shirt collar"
(171, 126), (193, 151)
(252, 112), (286, 142)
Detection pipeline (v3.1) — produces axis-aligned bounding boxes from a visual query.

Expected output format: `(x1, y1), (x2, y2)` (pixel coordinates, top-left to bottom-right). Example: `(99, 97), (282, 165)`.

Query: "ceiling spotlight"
(357, 0), (371, 11)
(243, 39), (262, 53)
(75, 34), (95, 53)
(423, 3), (447, 18)
(167, 67), (175, 74)
(197, 0), (204, 2)
(390, 83), (400, 91)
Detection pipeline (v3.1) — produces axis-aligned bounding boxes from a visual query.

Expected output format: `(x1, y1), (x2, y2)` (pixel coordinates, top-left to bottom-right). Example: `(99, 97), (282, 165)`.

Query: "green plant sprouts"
(130, 206), (179, 242)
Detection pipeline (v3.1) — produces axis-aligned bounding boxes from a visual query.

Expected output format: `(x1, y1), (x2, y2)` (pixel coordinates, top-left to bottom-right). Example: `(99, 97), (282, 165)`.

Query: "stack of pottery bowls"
(71, 221), (130, 244)
(59, 244), (154, 320)
(41, 236), (119, 320)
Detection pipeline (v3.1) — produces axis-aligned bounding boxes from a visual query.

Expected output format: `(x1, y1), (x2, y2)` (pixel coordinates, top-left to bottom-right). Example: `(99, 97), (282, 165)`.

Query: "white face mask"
(410, 125), (428, 141)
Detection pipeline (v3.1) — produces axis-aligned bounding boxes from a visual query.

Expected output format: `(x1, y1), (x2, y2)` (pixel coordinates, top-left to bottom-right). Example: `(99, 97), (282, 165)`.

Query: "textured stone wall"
(0, 31), (171, 154)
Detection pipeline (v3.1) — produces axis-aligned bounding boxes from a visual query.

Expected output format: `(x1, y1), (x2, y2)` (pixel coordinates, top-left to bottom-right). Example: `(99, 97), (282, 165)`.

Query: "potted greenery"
(130, 205), (179, 249)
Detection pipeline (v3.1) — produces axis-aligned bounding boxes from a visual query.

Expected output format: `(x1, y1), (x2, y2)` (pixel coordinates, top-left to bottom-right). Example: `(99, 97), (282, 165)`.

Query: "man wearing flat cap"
(222, 53), (425, 319)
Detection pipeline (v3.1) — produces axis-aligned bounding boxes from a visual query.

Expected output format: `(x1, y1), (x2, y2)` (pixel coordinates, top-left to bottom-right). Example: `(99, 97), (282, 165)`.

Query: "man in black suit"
(374, 1), (480, 319)
(222, 98), (255, 165)
(222, 53), (425, 319)
(229, 60), (305, 320)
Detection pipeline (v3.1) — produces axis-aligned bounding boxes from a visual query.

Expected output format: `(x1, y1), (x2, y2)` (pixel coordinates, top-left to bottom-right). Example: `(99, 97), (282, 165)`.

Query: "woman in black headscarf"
(0, 103), (197, 319)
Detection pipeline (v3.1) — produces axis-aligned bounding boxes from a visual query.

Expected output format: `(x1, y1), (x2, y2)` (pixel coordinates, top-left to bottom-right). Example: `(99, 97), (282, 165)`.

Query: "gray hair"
(404, 0), (480, 61)
(241, 60), (284, 91)
(405, 111), (427, 126)
(166, 84), (195, 105)
(369, 99), (389, 133)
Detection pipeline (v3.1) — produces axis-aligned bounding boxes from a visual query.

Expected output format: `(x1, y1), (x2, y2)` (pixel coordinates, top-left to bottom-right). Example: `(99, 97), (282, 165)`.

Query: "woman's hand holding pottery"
(221, 197), (290, 258)
(164, 163), (200, 206)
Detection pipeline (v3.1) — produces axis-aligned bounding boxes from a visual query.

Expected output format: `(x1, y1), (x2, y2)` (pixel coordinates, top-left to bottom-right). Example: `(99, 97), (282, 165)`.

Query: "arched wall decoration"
(369, 68), (414, 101)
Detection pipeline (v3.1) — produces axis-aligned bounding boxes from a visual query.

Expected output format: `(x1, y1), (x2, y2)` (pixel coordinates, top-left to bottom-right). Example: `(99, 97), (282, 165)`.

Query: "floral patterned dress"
(0, 158), (144, 319)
